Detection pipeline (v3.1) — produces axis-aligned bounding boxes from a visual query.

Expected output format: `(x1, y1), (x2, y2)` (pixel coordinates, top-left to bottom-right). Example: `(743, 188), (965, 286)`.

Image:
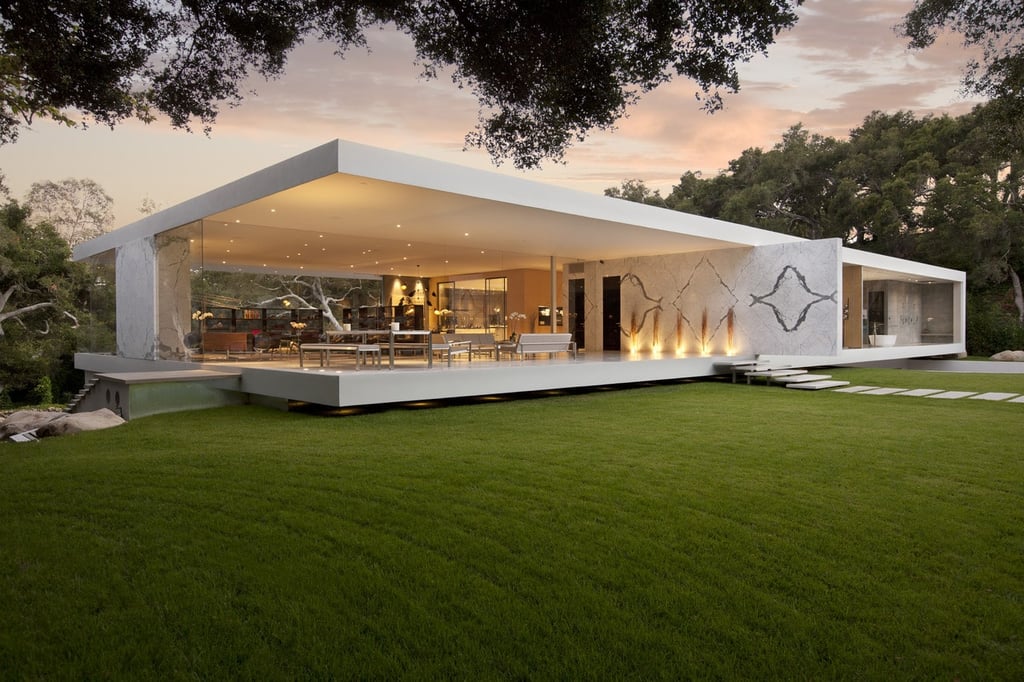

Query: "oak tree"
(0, 0), (802, 168)
(900, 0), (1024, 110)
(24, 178), (114, 249)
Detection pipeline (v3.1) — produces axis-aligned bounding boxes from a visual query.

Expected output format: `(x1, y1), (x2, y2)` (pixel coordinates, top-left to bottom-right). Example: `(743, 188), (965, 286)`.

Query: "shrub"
(966, 292), (1024, 355)
(30, 376), (53, 406)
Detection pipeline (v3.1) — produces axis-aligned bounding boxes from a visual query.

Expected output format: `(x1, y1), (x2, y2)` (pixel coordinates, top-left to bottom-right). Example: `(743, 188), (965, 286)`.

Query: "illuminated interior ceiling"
(199, 173), (740, 278)
(859, 266), (947, 283)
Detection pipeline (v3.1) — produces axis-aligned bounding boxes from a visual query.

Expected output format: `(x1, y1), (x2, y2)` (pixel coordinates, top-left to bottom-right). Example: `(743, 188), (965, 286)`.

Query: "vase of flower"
(507, 311), (526, 342)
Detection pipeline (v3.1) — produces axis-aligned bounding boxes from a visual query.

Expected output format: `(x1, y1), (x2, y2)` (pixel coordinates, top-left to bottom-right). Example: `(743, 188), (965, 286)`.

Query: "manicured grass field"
(2, 371), (1022, 679)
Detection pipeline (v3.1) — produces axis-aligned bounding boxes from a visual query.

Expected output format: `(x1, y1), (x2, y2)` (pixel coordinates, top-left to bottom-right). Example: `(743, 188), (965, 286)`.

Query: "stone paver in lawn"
(859, 387), (909, 395)
(968, 392), (1020, 401)
(926, 391), (977, 399)
(1009, 396), (1024, 403)
(895, 388), (945, 397)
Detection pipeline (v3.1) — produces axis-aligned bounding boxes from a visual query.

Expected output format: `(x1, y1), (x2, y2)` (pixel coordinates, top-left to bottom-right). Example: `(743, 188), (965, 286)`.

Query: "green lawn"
(2, 371), (1023, 679)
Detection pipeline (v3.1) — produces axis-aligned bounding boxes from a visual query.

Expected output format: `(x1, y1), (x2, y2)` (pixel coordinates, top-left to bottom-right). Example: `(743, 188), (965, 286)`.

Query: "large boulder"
(0, 410), (64, 439)
(990, 350), (1024, 362)
(35, 409), (125, 438)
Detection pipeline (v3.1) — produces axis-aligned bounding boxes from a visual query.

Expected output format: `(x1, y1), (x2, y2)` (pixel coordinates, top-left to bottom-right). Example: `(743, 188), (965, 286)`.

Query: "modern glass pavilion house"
(72, 140), (965, 417)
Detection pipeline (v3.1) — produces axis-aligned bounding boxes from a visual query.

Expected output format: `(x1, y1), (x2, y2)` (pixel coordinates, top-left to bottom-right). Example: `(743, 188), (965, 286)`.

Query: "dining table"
(323, 329), (434, 368)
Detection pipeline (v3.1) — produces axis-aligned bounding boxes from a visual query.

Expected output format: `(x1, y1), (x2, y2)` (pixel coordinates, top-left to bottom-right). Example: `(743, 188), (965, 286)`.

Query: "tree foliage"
(611, 102), (1024, 346)
(0, 0), (802, 168)
(900, 0), (1024, 112)
(24, 178), (114, 249)
(0, 200), (96, 402)
(604, 179), (667, 207)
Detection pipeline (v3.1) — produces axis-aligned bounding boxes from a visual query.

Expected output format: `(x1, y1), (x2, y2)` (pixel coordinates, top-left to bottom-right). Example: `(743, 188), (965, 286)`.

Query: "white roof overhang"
(73, 139), (803, 278)
(844, 247), (965, 284)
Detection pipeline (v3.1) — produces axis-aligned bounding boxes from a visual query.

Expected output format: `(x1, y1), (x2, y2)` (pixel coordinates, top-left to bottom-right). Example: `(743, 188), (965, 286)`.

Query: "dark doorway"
(867, 290), (885, 339)
(603, 275), (621, 351)
(569, 279), (586, 350)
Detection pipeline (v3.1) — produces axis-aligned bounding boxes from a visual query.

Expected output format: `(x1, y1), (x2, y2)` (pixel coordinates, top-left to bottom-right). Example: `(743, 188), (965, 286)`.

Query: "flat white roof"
(74, 139), (962, 284)
(74, 139), (804, 277)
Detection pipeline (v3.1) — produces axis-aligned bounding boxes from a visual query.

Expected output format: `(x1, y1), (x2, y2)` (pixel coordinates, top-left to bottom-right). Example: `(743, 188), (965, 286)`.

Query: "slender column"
(550, 256), (557, 334)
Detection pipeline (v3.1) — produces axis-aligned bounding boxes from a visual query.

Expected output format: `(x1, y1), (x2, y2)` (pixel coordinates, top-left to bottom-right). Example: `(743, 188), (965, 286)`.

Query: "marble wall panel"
(115, 238), (157, 360)
(585, 239), (841, 356)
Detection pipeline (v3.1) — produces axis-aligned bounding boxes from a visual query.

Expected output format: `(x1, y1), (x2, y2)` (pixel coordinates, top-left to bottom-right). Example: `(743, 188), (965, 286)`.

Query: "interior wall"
(445, 268), (563, 335)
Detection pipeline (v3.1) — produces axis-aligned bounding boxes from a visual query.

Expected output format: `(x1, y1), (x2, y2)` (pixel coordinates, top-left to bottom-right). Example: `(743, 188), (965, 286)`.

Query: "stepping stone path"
(729, 362), (1023, 402)
(759, 379), (1023, 403)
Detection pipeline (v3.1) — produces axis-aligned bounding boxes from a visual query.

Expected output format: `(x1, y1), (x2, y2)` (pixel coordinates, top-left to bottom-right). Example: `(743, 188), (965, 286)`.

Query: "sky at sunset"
(0, 0), (982, 229)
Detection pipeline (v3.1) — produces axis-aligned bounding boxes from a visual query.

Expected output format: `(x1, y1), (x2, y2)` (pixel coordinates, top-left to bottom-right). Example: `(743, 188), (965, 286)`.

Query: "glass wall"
(189, 269), (384, 355)
(863, 280), (955, 345)
(80, 255), (116, 354)
(434, 277), (508, 337)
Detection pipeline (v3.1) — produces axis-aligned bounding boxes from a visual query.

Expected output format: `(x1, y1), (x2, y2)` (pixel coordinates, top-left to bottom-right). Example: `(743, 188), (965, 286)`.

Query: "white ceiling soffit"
(844, 247), (964, 284)
(200, 173), (757, 278)
(76, 139), (804, 276)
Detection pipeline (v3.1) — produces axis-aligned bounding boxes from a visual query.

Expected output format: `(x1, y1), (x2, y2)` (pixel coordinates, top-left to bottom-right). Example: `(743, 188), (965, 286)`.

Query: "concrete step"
(786, 380), (851, 391)
(772, 373), (833, 384)
(63, 379), (98, 413)
(745, 368), (807, 384)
